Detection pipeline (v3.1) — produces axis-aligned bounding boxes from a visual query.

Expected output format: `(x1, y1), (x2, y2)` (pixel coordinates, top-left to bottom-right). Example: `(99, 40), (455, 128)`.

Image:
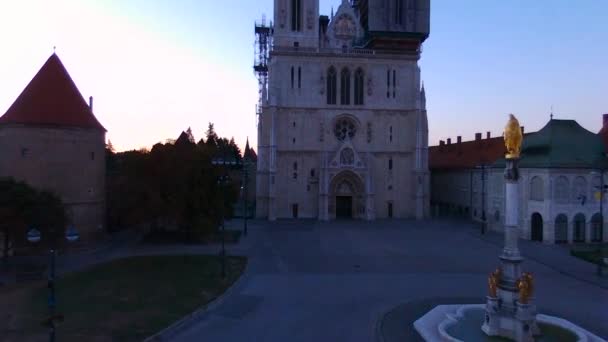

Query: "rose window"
(334, 118), (356, 141)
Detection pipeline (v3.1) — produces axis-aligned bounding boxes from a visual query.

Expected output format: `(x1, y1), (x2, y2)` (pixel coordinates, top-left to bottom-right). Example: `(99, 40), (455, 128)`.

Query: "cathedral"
(256, 0), (430, 220)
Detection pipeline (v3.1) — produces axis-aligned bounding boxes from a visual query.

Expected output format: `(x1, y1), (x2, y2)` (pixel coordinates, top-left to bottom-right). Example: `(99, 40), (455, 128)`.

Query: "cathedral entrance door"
(336, 196), (353, 219)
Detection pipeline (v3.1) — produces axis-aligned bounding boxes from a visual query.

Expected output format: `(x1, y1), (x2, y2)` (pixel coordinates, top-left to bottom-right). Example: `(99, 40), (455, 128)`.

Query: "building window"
(389, 126), (393, 142)
(388, 157), (393, 170)
(307, 184), (311, 191)
(293, 172), (298, 179)
(21, 148), (30, 157)
(291, 0), (302, 31)
(293, 121), (296, 127)
(90, 152), (95, 160)
(572, 176), (587, 204)
(388, 202), (393, 218)
(298, 67), (302, 89)
(310, 169), (315, 177)
(340, 68), (351, 105)
(392, 70), (396, 98)
(271, 175), (275, 185)
(530, 176), (544, 201)
(292, 203), (299, 218)
(292, 137), (296, 144)
(327, 67), (337, 104)
(293, 162), (298, 171)
(354, 68), (364, 105)
(395, 0), (403, 25)
(333, 117), (357, 141)
(291, 66), (295, 88)
(386, 69), (390, 98)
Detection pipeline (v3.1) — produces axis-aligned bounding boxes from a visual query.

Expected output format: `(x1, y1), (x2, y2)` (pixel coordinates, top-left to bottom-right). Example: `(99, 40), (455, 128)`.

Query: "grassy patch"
(1, 254), (247, 342)
(570, 247), (607, 265)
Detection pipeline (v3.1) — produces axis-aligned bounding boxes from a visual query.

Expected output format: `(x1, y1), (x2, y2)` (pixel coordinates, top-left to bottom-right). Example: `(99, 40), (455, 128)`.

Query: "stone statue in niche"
(340, 148), (354, 166)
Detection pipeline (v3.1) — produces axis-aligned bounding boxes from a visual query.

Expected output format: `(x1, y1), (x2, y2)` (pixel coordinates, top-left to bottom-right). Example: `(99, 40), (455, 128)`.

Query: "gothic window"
(327, 67), (337, 105)
(354, 68), (364, 105)
(291, 66), (294, 88)
(386, 69), (390, 98)
(334, 117), (356, 141)
(530, 176), (544, 201)
(298, 67), (302, 88)
(572, 176), (587, 204)
(554, 176), (569, 204)
(340, 68), (351, 105)
(340, 148), (354, 166)
(392, 70), (396, 98)
(395, 0), (404, 25)
(291, 0), (302, 31)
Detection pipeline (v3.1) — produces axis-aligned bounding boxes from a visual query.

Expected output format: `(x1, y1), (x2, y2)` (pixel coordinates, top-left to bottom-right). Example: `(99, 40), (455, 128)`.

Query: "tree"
(0, 178), (67, 259)
(186, 127), (195, 143)
(205, 122), (218, 148)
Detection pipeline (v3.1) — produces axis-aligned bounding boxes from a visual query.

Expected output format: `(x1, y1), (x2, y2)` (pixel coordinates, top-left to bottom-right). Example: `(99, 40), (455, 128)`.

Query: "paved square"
(173, 219), (608, 341)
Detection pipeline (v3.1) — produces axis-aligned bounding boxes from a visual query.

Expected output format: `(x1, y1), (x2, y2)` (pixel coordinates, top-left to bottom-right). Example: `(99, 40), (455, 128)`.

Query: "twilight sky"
(0, 0), (606, 152)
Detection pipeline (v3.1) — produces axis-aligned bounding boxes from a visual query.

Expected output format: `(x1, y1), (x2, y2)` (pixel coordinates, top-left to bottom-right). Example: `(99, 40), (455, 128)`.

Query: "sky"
(0, 0), (606, 152)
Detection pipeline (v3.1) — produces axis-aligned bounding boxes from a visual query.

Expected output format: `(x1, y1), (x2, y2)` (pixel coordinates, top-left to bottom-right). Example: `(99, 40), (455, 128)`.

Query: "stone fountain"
(412, 115), (606, 342)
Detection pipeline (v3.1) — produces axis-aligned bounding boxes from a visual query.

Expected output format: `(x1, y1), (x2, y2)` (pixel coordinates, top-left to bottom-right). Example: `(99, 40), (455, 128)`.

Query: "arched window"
(389, 126), (393, 142)
(591, 213), (603, 242)
(291, 0), (302, 31)
(395, 0), (404, 25)
(340, 68), (351, 105)
(555, 214), (568, 243)
(354, 68), (364, 105)
(291, 66), (295, 88)
(530, 176), (544, 201)
(327, 67), (337, 105)
(554, 176), (569, 204)
(388, 157), (393, 170)
(573, 213), (586, 242)
(572, 176), (587, 204)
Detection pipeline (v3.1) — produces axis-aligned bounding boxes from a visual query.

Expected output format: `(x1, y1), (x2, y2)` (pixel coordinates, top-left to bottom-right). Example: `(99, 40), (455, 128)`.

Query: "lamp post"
(27, 225), (79, 342)
(212, 155), (230, 279)
(476, 164), (488, 235)
(591, 168), (606, 277)
(242, 159), (249, 237)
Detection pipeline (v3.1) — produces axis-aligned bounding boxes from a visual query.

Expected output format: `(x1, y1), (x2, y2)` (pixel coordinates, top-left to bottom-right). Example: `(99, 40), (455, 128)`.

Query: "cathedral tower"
(256, 0), (430, 220)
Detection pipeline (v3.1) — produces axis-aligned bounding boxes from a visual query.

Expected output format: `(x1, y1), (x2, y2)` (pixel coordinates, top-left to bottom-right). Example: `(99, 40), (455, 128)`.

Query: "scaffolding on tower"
(254, 15), (272, 127)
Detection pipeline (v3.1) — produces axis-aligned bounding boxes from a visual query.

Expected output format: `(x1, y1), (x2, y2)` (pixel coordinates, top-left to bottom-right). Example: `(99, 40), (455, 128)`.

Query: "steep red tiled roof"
(0, 53), (106, 131)
(429, 136), (507, 170)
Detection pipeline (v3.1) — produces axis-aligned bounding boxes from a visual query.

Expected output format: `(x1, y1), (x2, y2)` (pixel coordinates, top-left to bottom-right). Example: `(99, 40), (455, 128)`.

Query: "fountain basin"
(414, 304), (605, 342)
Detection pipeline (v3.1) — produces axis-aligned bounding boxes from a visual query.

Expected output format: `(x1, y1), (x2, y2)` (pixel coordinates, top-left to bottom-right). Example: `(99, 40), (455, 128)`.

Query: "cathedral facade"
(256, 0), (431, 220)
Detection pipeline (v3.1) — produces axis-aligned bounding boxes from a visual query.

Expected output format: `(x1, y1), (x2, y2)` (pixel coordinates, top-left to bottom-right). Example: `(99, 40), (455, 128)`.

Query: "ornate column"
(483, 114), (539, 342)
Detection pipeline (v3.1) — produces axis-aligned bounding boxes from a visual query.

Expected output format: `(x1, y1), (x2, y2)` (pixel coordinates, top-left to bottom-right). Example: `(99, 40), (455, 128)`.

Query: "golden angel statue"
(517, 272), (534, 304)
(487, 268), (501, 298)
(504, 114), (523, 159)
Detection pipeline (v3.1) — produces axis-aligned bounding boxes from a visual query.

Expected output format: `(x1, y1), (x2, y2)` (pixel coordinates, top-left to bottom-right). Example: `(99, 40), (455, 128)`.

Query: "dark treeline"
(106, 123), (244, 241)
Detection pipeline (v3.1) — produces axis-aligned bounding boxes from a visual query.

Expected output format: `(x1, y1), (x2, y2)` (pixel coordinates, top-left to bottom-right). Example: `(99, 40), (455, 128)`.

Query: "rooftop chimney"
(89, 96), (93, 111)
(521, 126), (525, 134)
(475, 133), (482, 141)
(457, 136), (462, 144)
(439, 140), (445, 146)
(447, 138), (452, 145)
(486, 131), (491, 139)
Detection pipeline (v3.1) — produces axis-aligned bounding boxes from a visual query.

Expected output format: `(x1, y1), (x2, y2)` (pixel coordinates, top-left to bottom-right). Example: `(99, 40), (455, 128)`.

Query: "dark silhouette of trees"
(0, 178), (67, 259)
(105, 125), (243, 242)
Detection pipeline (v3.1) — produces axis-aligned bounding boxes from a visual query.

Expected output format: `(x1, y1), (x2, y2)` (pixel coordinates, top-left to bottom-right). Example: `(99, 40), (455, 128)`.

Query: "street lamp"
(212, 155), (230, 279)
(476, 164), (488, 235)
(27, 225), (79, 342)
(241, 159), (250, 237)
(591, 169), (607, 277)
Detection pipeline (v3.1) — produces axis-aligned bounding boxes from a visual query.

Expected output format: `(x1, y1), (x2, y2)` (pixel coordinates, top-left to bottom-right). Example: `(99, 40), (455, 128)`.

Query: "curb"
(143, 260), (251, 342)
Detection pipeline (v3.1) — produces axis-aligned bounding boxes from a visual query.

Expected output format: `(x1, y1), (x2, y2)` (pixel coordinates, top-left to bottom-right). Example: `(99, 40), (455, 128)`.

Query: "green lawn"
(570, 247), (607, 265)
(2, 254), (247, 342)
